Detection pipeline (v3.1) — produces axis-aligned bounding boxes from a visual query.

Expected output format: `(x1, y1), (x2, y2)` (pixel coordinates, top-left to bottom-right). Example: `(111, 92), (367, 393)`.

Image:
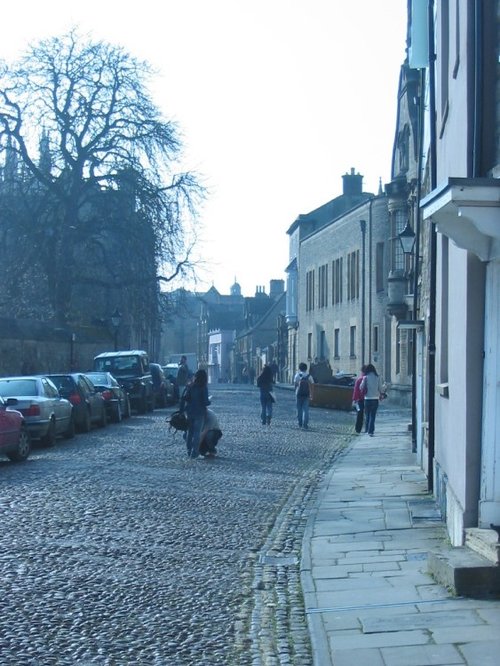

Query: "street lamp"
(398, 220), (416, 256)
(110, 308), (122, 351)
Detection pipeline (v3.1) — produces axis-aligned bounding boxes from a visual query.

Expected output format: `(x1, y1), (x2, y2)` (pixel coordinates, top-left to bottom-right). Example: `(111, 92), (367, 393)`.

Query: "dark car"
(85, 372), (131, 422)
(46, 373), (107, 433)
(0, 396), (31, 462)
(162, 363), (180, 403)
(93, 351), (154, 414)
(150, 363), (169, 408)
(0, 376), (74, 446)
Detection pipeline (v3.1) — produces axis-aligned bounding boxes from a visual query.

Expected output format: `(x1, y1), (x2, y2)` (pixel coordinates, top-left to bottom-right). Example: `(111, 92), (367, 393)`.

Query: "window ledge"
(436, 382), (449, 398)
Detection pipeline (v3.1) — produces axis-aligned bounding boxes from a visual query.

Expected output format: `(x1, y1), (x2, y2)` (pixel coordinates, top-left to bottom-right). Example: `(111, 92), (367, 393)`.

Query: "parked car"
(162, 363), (180, 403)
(0, 396), (31, 462)
(45, 373), (107, 433)
(150, 363), (169, 408)
(93, 351), (154, 414)
(84, 372), (131, 422)
(0, 376), (74, 445)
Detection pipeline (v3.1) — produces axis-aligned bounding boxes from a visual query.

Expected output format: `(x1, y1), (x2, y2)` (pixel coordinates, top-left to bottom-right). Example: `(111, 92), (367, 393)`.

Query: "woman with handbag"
(352, 365), (368, 434)
(360, 364), (383, 437)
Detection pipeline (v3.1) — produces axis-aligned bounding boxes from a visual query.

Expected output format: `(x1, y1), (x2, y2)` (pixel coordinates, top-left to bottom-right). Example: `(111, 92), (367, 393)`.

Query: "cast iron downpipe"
(426, 0), (437, 492)
(411, 66), (426, 454)
(360, 219), (367, 365)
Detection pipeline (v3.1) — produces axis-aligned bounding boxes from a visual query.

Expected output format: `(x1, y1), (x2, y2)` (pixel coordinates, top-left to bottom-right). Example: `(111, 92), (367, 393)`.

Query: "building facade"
(286, 170), (392, 384)
(412, 0), (500, 551)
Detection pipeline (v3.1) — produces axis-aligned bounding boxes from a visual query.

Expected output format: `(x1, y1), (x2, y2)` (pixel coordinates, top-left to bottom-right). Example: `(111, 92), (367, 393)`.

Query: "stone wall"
(0, 318), (115, 376)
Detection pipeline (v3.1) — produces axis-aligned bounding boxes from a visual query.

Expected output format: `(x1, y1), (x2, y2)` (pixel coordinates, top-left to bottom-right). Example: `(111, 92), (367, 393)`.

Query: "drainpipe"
(427, 0), (437, 492)
(360, 219), (367, 365)
(472, 0), (482, 178)
(368, 199), (373, 363)
(411, 67), (426, 454)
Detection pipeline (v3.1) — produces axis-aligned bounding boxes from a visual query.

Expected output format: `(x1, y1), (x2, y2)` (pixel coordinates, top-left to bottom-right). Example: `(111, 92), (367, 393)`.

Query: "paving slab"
(301, 413), (500, 666)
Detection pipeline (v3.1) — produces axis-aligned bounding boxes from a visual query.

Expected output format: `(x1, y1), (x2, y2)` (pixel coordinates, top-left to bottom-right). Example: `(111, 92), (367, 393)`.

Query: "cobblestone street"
(0, 385), (355, 665)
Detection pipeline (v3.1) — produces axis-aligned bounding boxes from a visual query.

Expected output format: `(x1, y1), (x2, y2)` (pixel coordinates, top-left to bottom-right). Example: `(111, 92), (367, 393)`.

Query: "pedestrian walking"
(360, 363), (383, 436)
(180, 368), (210, 458)
(176, 355), (190, 401)
(352, 365), (368, 434)
(293, 362), (314, 429)
(256, 364), (274, 425)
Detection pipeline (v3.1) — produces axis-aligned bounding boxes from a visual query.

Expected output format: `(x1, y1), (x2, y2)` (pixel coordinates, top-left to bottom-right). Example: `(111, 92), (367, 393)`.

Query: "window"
(318, 263), (328, 308)
(373, 325), (379, 354)
(319, 330), (326, 359)
(347, 250), (359, 300)
(332, 257), (343, 305)
(349, 326), (356, 358)
(306, 269), (315, 312)
(376, 242), (384, 292)
(391, 208), (407, 272)
(396, 327), (401, 375)
(307, 333), (312, 360)
(440, 0), (450, 134)
(334, 328), (340, 359)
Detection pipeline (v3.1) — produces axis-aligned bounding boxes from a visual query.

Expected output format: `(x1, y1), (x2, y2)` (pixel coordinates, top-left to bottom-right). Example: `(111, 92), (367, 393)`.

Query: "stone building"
(161, 280), (286, 383)
(385, 59), (424, 411)
(286, 170), (390, 385)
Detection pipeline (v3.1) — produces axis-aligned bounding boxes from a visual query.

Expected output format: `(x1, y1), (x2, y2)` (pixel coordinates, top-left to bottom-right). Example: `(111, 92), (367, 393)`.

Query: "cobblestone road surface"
(0, 385), (356, 665)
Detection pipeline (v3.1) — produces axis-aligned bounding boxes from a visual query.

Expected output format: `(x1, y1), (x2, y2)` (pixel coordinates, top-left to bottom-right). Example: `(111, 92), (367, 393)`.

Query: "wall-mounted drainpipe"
(426, 0), (437, 492)
(360, 219), (367, 365)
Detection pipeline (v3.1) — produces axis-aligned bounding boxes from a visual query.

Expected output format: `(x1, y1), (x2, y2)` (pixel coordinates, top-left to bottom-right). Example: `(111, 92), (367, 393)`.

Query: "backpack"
(167, 410), (189, 433)
(297, 374), (310, 397)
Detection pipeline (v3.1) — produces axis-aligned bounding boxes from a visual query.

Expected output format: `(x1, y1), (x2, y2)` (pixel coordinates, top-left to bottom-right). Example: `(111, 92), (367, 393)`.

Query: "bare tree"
(0, 29), (203, 326)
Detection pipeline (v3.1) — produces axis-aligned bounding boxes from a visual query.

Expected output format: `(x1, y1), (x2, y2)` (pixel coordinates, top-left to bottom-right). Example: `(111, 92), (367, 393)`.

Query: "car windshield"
(86, 373), (109, 385)
(94, 357), (140, 374)
(0, 379), (38, 397)
(48, 376), (73, 391)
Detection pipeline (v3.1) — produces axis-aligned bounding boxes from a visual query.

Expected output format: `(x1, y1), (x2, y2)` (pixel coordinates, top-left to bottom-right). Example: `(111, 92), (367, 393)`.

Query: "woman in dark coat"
(256, 364), (274, 425)
(180, 369), (210, 458)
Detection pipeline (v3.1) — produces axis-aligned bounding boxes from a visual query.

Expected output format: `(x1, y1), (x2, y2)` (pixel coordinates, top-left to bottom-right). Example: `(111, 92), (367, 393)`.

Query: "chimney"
(269, 279), (285, 300)
(342, 168), (363, 196)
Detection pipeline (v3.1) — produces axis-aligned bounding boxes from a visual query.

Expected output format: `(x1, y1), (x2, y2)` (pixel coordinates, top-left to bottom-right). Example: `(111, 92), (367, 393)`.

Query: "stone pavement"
(300, 412), (500, 666)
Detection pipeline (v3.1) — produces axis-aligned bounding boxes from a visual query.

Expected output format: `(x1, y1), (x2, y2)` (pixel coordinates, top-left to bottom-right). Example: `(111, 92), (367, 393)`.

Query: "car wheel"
(7, 426), (31, 462)
(123, 397), (131, 419)
(41, 418), (56, 447)
(99, 405), (107, 428)
(114, 402), (122, 423)
(64, 414), (76, 439)
(138, 394), (147, 414)
(79, 409), (91, 433)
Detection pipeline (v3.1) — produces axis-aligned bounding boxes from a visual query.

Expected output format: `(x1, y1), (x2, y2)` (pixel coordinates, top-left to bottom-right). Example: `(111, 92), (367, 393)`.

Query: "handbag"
(167, 410), (189, 432)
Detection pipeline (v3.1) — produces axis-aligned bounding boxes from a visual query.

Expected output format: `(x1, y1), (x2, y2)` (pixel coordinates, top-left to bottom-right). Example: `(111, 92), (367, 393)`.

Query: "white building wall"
(425, 0), (493, 545)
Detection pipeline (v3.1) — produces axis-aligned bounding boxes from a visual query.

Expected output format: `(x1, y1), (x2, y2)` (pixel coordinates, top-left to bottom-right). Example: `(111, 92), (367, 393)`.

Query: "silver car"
(0, 376), (74, 446)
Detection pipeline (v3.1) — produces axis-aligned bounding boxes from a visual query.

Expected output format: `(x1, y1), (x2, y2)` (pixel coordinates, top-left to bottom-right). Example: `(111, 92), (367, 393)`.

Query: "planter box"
(310, 383), (354, 411)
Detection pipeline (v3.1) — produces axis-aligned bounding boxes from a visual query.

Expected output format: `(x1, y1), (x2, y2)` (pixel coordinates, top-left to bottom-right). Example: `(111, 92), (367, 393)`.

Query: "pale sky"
(1, 1), (407, 298)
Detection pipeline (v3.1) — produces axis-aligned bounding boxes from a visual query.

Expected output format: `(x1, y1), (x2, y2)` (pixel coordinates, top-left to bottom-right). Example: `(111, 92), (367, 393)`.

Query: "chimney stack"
(342, 168), (363, 196)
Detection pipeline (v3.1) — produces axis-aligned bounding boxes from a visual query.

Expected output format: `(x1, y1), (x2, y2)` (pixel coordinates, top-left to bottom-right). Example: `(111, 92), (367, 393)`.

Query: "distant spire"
(230, 277), (241, 296)
(378, 178), (383, 195)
